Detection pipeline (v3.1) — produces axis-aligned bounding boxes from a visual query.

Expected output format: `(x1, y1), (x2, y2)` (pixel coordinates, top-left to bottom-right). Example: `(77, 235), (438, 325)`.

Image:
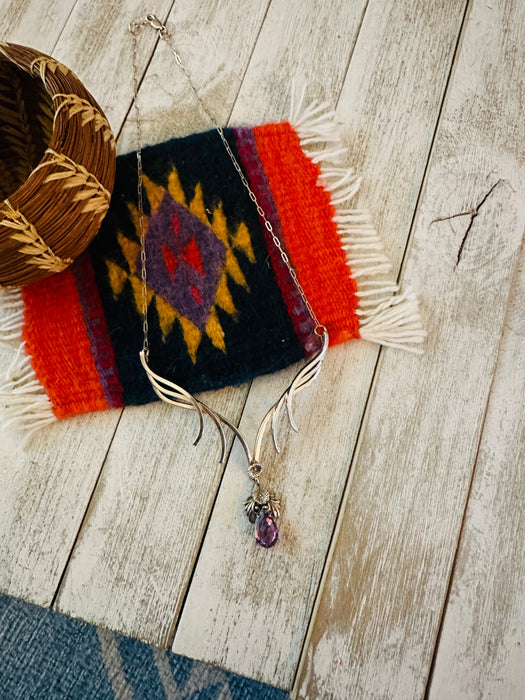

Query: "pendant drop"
(255, 511), (279, 548)
(244, 482), (281, 548)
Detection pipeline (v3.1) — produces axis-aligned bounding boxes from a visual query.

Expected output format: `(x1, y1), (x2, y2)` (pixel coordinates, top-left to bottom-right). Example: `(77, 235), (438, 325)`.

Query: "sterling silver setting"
(131, 14), (329, 547)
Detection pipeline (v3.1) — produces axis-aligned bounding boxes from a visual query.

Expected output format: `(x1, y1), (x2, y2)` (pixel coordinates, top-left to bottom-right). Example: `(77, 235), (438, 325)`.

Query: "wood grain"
(1, 0), (523, 696)
(0, 0), (175, 604)
(0, 0), (75, 49)
(173, 0), (466, 688)
(295, 0), (525, 697)
(54, 0), (274, 643)
(428, 241), (525, 698)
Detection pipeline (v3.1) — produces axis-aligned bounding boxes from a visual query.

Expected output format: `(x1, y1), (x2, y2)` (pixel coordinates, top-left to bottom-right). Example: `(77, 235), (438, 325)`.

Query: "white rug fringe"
(0, 286), (25, 347)
(0, 287), (56, 436)
(290, 85), (425, 353)
(0, 89), (426, 441)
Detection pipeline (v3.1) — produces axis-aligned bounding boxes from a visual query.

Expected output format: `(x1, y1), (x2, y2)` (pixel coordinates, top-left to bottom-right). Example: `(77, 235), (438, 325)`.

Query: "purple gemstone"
(255, 512), (279, 548)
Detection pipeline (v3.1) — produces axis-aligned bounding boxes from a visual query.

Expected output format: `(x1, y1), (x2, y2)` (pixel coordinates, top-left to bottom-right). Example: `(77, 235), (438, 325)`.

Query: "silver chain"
(128, 15), (331, 545)
(129, 13), (325, 357)
(129, 22), (150, 358)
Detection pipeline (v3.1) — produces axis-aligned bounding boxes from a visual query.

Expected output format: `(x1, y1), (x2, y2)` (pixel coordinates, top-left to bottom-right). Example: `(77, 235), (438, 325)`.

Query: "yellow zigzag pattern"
(107, 168), (256, 363)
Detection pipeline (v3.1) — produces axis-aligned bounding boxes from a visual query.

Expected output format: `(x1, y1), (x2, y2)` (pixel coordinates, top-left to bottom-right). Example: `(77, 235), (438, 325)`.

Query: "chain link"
(215, 129), (324, 332)
(129, 24), (150, 358)
(129, 15), (326, 352)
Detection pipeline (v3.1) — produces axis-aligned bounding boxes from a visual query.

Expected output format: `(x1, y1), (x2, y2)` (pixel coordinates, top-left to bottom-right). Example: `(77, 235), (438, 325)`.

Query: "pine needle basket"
(0, 42), (116, 287)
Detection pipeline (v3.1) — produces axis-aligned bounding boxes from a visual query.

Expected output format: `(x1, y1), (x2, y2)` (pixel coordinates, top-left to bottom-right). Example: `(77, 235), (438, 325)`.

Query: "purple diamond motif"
(141, 192), (227, 330)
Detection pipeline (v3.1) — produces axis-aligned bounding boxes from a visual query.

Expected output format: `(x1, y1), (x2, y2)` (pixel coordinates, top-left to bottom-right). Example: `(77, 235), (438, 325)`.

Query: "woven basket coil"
(0, 42), (116, 286)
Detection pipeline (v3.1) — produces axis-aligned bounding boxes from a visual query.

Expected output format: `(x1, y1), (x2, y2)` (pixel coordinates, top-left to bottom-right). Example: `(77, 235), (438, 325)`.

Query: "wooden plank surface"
(0, 0), (523, 696)
(0, 0), (75, 49)
(117, 0), (273, 152)
(426, 4), (525, 694)
(173, 0), (467, 688)
(0, 0), (175, 604)
(0, 0), (124, 606)
(428, 218), (525, 700)
(56, 0), (370, 651)
(295, 0), (525, 697)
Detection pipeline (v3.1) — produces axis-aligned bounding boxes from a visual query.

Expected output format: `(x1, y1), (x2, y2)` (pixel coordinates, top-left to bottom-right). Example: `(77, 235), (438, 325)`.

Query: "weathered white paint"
(428, 242), (525, 698)
(1, 0), (523, 697)
(0, 0), (175, 604)
(0, 0), (75, 49)
(54, 0), (277, 641)
(174, 0), (467, 688)
(295, 0), (525, 697)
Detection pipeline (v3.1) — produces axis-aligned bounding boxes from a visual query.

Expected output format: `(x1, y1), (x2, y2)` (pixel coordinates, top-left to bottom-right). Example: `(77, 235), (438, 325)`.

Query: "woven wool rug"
(0, 96), (425, 433)
(0, 592), (288, 699)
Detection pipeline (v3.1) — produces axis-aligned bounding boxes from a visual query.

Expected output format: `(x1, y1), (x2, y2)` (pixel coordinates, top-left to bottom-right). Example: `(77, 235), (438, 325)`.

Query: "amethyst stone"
(255, 511), (279, 548)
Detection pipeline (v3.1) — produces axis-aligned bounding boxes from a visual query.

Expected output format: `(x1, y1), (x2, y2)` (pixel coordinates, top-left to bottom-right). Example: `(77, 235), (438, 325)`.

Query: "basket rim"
(0, 41), (116, 286)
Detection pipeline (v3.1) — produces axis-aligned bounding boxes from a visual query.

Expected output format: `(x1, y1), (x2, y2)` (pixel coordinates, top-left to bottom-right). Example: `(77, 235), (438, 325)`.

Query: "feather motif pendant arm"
(140, 330), (328, 549)
(254, 329), (328, 461)
(139, 329), (328, 469)
(131, 14), (331, 547)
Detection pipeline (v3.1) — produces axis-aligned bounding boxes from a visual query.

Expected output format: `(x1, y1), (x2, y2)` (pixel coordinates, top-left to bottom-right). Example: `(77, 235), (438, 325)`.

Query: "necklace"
(128, 14), (329, 548)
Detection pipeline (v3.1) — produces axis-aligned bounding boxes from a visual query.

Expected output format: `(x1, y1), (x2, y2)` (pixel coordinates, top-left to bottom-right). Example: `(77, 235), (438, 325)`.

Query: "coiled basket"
(0, 42), (116, 286)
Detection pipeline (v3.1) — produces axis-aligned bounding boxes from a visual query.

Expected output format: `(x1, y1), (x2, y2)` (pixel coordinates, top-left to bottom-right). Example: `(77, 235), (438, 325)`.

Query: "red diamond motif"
(162, 244), (178, 279)
(182, 238), (204, 275)
(190, 285), (202, 305)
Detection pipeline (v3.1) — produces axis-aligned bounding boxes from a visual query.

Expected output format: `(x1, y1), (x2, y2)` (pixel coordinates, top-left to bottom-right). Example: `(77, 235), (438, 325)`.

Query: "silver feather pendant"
(140, 330), (328, 548)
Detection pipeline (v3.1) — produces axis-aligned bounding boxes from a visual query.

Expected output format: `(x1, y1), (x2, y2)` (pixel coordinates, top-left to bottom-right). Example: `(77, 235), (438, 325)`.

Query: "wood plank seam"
(223, 0), (273, 126)
(42, 0), (179, 608)
(164, 387), (251, 648)
(290, 343), (383, 691)
(394, 0), (472, 282)
(422, 375), (495, 699)
(291, 0), (472, 695)
(49, 2), (80, 56)
(423, 231), (525, 699)
(335, 0), (371, 106)
(49, 409), (125, 609)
